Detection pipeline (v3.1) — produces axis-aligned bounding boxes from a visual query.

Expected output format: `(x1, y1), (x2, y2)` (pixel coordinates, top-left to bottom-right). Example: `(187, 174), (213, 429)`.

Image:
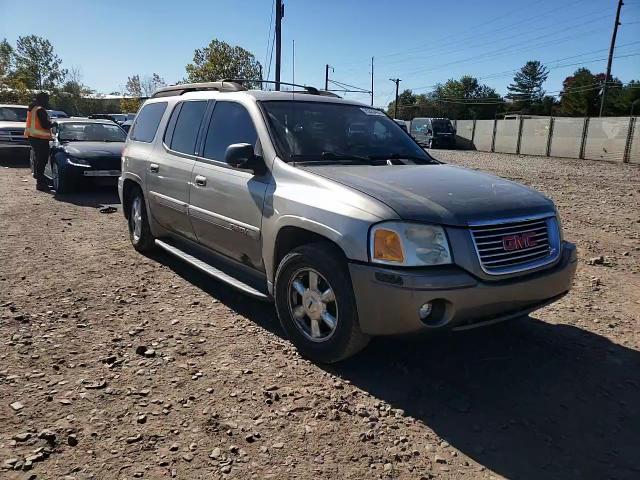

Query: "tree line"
(0, 36), (262, 115)
(387, 60), (640, 120)
(1, 35), (638, 119)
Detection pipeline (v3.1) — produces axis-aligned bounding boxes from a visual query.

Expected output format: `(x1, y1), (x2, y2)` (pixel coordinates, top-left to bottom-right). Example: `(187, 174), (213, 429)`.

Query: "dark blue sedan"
(39, 119), (126, 193)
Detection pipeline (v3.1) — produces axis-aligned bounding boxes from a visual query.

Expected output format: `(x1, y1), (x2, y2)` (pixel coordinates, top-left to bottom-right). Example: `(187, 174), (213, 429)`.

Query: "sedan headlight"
(370, 222), (452, 266)
(66, 155), (91, 167)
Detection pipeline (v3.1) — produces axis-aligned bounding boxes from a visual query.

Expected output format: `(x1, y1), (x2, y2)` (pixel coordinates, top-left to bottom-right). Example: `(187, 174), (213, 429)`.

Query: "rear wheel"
(275, 242), (370, 363)
(128, 188), (155, 252)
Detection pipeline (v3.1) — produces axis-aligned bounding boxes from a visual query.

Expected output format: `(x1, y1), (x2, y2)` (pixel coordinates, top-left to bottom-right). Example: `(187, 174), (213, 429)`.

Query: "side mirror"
(225, 143), (258, 170)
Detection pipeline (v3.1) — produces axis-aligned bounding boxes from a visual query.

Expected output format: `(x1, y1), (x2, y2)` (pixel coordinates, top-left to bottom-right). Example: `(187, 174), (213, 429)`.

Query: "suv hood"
(302, 164), (555, 226)
(0, 120), (25, 129)
(61, 142), (124, 158)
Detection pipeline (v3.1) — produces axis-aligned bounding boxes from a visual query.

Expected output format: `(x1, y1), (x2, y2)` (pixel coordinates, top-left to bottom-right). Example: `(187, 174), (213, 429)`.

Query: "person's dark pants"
(28, 137), (50, 187)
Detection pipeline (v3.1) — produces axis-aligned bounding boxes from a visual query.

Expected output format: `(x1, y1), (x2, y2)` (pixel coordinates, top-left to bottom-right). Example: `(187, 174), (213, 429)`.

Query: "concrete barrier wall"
(494, 120), (519, 154)
(520, 118), (550, 156)
(445, 116), (638, 162)
(474, 120), (494, 152)
(549, 118), (584, 159)
(584, 117), (631, 163)
(630, 119), (639, 165)
(455, 120), (474, 149)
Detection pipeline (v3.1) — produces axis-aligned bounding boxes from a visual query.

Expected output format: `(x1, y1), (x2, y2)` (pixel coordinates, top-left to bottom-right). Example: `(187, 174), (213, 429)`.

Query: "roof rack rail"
(151, 81), (247, 98)
(224, 79), (340, 97)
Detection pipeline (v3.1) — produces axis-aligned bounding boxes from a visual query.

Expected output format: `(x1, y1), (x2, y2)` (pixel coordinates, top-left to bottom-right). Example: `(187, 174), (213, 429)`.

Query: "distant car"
(120, 119), (134, 133)
(393, 119), (409, 133)
(40, 118), (127, 193)
(48, 110), (69, 119)
(88, 113), (123, 124)
(0, 104), (30, 159)
(410, 117), (456, 149)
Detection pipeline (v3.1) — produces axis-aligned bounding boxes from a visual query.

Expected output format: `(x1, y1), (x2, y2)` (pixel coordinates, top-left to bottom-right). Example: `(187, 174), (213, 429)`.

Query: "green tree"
(185, 39), (262, 85)
(121, 73), (166, 112)
(13, 35), (66, 91)
(431, 75), (502, 119)
(506, 60), (549, 113)
(0, 39), (13, 79)
(387, 89), (417, 119)
(559, 68), (604, 116)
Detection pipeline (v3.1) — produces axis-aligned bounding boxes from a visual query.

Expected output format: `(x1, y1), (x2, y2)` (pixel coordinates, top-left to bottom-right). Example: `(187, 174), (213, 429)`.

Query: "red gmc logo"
(502, 231), (538, 251)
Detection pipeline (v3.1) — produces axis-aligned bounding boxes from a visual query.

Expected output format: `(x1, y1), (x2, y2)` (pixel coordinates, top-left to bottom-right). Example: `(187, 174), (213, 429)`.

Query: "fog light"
(418, 302), (433, 320)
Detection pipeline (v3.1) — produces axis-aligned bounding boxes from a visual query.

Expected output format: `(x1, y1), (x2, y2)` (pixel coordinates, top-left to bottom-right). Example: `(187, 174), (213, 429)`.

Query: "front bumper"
(348, 242), (577, 336)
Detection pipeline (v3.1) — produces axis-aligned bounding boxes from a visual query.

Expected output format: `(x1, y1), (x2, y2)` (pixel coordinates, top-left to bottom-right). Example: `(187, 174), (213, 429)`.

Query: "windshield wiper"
(289, 152), (373, 165)
(369, 153), (438, 164)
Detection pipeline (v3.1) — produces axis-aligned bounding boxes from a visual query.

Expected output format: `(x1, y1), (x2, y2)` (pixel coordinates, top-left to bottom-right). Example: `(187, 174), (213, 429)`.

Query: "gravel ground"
(1, 150), (639, 480)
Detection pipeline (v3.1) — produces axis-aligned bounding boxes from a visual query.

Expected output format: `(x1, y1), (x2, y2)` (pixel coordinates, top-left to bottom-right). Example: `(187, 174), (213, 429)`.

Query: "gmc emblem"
(502, 231), (538, 251)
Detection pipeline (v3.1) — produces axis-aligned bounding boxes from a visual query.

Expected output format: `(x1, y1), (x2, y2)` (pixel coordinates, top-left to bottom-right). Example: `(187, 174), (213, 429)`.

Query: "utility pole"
(275, 0), (284, 91)
(325, 64), (332, 91)
(600, 0), (623, 117)
(390, 78), (401, 118)
(370, 57), (374, 107)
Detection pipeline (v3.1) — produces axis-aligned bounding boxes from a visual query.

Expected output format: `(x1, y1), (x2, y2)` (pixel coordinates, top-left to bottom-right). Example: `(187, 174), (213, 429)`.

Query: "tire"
(51, 159), (75, 193)
(274, 242), (370, 363)
(127, 188), (155, 252)
(30, 150), (36, 178)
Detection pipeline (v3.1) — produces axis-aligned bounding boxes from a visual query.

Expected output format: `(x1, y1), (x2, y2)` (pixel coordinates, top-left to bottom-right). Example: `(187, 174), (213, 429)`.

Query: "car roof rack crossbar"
(151, 81), (247, 98)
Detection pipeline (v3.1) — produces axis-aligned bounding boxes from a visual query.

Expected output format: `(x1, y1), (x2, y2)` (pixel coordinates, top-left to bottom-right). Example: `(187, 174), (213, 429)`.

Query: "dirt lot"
(1, 151), (639, 480)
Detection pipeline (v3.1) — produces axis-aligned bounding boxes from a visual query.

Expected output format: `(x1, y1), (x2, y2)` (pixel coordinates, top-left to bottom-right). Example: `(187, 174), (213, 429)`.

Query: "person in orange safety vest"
(24, 92), (54, 191)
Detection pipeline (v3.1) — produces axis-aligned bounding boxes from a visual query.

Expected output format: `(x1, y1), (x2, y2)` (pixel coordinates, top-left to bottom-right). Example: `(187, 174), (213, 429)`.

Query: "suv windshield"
(58, 122), (126, 142)
(261, 101), (430, 163)
(0, 106), (28, 122)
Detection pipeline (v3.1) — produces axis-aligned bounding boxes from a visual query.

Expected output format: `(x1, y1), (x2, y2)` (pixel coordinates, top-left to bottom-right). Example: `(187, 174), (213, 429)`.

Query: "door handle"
(149, 163), (159, 173)
(194, 175), (207, 187)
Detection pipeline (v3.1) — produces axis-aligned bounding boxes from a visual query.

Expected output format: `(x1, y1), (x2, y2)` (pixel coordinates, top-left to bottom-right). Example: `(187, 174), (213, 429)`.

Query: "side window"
(203, 102), (257, 162)
(130, 102), (167, 143)
(170, 101), (208, 155)
(163, 103), (182, 146)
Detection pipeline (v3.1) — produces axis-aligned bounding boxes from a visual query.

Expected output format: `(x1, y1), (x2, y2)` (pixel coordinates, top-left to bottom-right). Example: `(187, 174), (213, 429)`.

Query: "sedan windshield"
(261, 101), (431, 163)
(58, 122), (126, 142)
(0, 106), (28, 122)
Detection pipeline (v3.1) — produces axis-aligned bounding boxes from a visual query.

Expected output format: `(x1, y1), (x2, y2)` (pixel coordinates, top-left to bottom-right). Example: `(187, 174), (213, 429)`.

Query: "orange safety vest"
(24, 106), (53, 140)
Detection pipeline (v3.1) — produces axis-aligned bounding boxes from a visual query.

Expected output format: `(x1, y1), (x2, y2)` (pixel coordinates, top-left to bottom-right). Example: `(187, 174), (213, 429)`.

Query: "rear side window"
(203, 102), (257, 162)
(170, 100), (208, 154)
(130, 102), (167, 143)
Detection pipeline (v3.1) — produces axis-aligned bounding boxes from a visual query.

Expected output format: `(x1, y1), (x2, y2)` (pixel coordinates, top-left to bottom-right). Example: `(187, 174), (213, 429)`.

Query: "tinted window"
(58, 122), (126, 142)
(163, 103), (182, 146)
(170, 101), (208, 154)
(0, 107), (28, 122)
(203, 102), (257, 162)
(130, 102), (167, 143)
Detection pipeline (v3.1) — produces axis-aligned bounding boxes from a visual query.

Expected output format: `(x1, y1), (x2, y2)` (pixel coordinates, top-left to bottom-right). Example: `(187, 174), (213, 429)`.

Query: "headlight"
(370, 222), (452, 266)
(66, 155), (90, 167)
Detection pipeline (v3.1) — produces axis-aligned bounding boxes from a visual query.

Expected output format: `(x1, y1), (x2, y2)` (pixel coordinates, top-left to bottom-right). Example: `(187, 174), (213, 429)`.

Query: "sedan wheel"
(52, 162), (60, 191)
(130, 195), (143, 243)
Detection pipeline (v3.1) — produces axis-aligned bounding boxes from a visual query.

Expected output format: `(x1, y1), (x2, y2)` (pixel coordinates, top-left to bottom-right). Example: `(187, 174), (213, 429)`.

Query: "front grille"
(0, 128), (29, 145)
(470, 216), (560, 275)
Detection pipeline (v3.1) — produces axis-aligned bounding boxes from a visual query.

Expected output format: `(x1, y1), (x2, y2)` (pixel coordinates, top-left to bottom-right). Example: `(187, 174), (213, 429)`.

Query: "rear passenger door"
(188, 101), (269, 271)
(146, 100), (208, 241)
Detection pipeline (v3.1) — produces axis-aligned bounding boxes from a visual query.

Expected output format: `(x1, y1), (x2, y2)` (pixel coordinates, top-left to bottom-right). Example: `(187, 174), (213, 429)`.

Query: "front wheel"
(52, 160), (75, 193)
(128, 188), (155, 252)
(275, 242), (370, 363)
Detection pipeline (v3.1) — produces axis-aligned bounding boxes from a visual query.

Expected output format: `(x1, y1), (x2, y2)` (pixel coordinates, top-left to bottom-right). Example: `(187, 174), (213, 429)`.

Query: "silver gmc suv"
(119, 81), (577, 363)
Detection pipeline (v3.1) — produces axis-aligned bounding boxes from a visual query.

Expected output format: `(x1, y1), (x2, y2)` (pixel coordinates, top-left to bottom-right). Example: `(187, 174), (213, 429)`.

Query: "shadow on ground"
(150, 249), (640, 480)
(53, 185), (121, 209)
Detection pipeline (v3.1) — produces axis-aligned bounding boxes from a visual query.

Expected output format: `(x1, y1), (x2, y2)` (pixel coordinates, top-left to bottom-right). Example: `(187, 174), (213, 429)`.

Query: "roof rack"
(151, 81), (247, 98)
(151, 79), (342, 99)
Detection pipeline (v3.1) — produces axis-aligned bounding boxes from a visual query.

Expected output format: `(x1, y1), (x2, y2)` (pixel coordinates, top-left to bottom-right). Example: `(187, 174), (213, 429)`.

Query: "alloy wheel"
(288, 268), (338, 342)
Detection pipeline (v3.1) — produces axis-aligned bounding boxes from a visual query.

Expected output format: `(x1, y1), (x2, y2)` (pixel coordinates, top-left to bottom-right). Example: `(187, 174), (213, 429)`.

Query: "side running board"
(155, 239), (270, 301)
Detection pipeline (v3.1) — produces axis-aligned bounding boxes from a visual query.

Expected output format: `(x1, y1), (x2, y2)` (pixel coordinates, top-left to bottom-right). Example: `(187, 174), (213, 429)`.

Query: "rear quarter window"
(130, 102), (167, 143)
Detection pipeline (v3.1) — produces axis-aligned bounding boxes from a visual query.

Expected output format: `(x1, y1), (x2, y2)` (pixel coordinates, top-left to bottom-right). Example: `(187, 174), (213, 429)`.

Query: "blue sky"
(1, 0), (639, 107)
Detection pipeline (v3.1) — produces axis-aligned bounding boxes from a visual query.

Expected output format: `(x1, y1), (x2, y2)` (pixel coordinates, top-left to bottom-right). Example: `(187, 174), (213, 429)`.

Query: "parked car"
(120, 119), (134, 133)
(0, 104), (30, 159)
(119, 81), (577, 363)
(48, 110), (69, 119)
(410, 117), (456, 149)
(393, 119), (409, 133)
(39, 118), (127, 193)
